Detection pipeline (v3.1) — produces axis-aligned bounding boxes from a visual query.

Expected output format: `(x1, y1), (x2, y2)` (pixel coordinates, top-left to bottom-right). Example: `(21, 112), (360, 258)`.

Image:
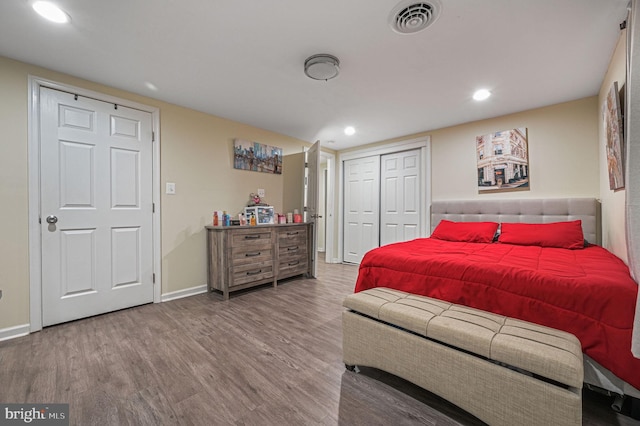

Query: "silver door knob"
(46, 215), (58, 224)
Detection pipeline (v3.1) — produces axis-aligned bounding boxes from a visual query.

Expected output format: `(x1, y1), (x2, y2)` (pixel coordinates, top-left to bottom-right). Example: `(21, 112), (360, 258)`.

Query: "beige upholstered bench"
(343, 288), (584, 426)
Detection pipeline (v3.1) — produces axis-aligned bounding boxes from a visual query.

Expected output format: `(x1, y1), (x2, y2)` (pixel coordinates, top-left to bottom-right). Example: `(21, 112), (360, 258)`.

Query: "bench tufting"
(343, 287), (583, 426)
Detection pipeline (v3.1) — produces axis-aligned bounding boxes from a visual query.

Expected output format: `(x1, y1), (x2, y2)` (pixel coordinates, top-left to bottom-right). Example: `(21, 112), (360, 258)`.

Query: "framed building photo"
(476, 128), (529, 194)
(603, 81), (624, 191)
(234, 138), (283, 174)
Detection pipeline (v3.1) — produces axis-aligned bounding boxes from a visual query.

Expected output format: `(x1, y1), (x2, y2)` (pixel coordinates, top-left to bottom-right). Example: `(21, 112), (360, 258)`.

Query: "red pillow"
(498, 220), (584, 249)
(430, 220), (499, 243)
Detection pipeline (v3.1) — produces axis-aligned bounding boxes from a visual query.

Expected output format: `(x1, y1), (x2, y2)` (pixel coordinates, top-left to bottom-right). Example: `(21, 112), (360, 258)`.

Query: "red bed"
(355, 235), (640, 390)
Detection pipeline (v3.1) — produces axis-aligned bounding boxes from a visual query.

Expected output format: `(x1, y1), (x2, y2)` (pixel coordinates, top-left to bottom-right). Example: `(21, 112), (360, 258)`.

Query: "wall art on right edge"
(603, 81), (624, 191)
(476, 128), (530, 194)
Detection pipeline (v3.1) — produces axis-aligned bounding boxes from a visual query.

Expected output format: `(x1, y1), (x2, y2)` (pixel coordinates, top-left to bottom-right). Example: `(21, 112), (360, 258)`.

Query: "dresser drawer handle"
(245, 252), (261, 257)
(288, 261), (300, 266)
(287, 246), (299, 251)
(246, 269), (262, 276)
(286, 231), (299, 236)
(244, 235), (261, 240)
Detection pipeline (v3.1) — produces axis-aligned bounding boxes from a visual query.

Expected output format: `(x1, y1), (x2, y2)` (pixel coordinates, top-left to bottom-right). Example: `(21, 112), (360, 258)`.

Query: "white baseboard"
(161, 284), (208, 302)
(0, 324), (30, 342)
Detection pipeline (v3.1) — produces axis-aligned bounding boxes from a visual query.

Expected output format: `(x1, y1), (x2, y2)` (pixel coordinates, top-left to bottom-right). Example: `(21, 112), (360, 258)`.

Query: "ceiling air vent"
(389, 1), (442, 34)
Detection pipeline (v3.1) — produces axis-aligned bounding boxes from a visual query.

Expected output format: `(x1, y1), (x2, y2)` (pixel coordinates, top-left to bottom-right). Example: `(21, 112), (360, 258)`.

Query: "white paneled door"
(40, 87), (154, 326)
(380, 149), (421, 246)
(343, 156), (380, 264)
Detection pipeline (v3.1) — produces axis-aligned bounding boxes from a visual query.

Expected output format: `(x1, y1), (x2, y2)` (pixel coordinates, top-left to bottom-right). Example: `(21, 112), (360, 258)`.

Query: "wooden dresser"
(205, 222), (313, 299)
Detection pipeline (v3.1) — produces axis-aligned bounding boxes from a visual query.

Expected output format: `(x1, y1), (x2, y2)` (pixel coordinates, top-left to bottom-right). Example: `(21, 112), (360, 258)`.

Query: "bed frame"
(431, 198), (640, 400)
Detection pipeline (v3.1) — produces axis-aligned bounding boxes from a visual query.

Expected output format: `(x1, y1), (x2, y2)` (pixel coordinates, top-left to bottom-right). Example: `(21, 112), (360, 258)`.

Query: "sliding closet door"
(380, 149), (421, 246)
(343, 156), (380, 264)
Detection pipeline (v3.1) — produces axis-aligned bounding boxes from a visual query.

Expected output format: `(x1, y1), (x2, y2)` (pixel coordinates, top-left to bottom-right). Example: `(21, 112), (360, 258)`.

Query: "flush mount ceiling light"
(389, 0), (442, 34)
(473, 89), (492, 101)
(32, 1), (70, 24)
(344, 126), (356, 136)
(304, 54), (340, 81)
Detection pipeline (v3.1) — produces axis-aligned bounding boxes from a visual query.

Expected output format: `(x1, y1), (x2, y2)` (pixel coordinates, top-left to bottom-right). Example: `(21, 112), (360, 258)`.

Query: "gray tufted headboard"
(431, 198), (601, 245)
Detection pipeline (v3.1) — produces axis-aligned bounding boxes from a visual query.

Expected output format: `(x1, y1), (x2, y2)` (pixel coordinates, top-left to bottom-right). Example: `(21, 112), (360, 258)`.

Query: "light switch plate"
(166, 182), (176, 194)
(257, 188), (265, 198)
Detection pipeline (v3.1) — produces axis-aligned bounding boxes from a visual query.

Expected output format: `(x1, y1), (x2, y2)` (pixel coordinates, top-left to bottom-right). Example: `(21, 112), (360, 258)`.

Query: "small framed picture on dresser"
(244, 206), (275, 225)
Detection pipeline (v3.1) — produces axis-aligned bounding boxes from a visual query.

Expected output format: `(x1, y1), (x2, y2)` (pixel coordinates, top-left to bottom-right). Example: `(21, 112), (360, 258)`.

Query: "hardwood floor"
(1, 257), (638, 425)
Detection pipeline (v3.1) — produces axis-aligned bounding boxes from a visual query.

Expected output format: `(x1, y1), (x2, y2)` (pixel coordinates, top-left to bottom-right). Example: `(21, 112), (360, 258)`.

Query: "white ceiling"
(0, 0), (629, 150)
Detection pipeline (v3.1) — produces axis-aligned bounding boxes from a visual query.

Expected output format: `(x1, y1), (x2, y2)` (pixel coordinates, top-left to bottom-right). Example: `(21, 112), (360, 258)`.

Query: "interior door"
(380, 149), (421, 246)
(40, 87), (154, 326)
(305, 141), (320, 277)
(343, 155), (380, 264)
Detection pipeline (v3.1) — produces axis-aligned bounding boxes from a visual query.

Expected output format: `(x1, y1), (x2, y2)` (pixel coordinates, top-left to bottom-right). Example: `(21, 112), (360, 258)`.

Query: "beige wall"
(159, 106), (309, 296)
(341, 97), (601, 200)
(598, 31), (627, 262)
(428, 97), (599, 200)
(0, 55), (310, 331)
(282, 152), (306, 214)
(0, 58), (30, 330)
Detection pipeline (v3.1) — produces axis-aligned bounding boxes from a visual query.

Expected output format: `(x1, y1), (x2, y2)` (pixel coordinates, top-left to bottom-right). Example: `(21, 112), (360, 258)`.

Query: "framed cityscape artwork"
(603, 81), (624, 191)
(233, 139), (283, 174)
(476, 128), (529, 194)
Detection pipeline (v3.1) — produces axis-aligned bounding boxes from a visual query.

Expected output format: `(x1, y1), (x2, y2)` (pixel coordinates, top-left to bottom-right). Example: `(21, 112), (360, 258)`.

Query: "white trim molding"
(320, 150), (336, 263)
(338, 137), (431, 162)
(0, 324), (30, 342)
(27, 76), (162, 332)
(161, 285), (208, 302)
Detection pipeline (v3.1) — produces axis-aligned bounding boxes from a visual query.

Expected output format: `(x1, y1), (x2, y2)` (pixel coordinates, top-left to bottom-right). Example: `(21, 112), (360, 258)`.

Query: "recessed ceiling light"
(473, 89), (491, 101)
(144, 82), (158, 91)
(33, 1), (70, 24)
(344, 126), (356, 136)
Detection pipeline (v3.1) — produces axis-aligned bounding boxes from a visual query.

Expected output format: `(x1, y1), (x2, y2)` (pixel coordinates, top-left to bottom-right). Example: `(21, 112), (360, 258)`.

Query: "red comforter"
(355, 238), (640, 390)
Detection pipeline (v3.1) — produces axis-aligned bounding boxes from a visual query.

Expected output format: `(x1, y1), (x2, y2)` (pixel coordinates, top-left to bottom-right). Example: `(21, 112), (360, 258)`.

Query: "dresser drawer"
(231, 229), (272, 247)
(231, 248), (273, 266)
(278, 243), (307, 258)
(278, 258), (308, 278)
(278, 228), (307, 247)
(231, 261), (274, 287)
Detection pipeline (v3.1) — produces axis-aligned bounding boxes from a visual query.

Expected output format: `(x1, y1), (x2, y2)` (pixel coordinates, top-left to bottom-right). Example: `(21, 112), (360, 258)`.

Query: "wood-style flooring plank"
(0, 257), (637, 425)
